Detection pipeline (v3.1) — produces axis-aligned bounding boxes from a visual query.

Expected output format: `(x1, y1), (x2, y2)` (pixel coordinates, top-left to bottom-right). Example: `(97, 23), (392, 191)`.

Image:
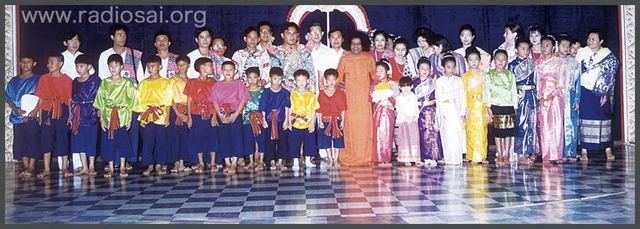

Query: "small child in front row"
(93, 54), (138, 178)
(259, 67), (291, 170)
(462, 47), (489, 164)
(210, 61), (250, 174)
(242, 67), (266, 170)
(70, 54), (101, 176)
(487, 49), (518, 165)
(316, 69), (346, 167)
(395, 77), (421, 166)
(288, 69), (320, 169)
(413, 57), (444, 166)
(435, 54), (466, 165)
(184, 57), (219, 173)
(371, 60), (397, 167)
(168, 55), (191, 173)
(34, 53), (73, 178)
(136, 56), (174, 176)
(5, 54), (41, 177)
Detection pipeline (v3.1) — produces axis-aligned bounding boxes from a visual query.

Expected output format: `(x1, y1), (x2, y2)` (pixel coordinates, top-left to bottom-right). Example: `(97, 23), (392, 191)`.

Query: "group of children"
(7, 50), (351, 178)
(6, 21), (614, 178)
(368, 36), (581, 167)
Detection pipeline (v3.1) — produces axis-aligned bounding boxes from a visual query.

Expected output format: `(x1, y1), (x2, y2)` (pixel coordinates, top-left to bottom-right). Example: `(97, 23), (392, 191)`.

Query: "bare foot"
(119, 171), (129, 178)
(606, 149), (615, 161)
(182, 166), (192, 173)
(143, 167), (153, 176)
(62, 170), (74, 177)
(104, 171), (114, 178)
(75, 169), (89, 176)
(580, 150), (588, 161)
(37, 171), (51, 179)
(88, 168), (97, 176)
(194, 164), (205, 173)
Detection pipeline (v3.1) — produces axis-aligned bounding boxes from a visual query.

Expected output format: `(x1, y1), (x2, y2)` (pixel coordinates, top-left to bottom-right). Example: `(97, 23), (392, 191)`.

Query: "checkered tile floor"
(5, 145), (635, 224)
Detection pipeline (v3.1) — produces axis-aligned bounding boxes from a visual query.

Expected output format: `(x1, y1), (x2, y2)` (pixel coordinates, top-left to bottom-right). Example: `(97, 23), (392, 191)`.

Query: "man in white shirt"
(187, 27), (224, 80)
(256, 21), (276, 54)
(323, 28), (347, 88)
(305, 22), (332, 93)
(97, 24), (144, 84)
(61, 31), (95, 80)
(60, 31), (95, 171)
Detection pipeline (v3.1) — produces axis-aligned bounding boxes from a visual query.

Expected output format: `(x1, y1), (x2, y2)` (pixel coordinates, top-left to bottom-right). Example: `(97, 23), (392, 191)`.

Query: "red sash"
(195, 101), (212, 120)
(42, 97), (63, 125)
(108, 106), (121, 139)
(269, 109), (279, 139)
(323, 115), (343, 138)
(249, 111), (264, 136)
(140, 105), (165, 124)
(71, 103), (81, 135)
(174, 103), (188, 126)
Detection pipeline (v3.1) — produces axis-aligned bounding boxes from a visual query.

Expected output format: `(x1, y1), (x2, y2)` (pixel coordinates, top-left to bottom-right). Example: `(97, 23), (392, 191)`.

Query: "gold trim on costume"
(516, 85), (536, 90)
(422, 100), (436, 106)
(493, 114), (515, 129)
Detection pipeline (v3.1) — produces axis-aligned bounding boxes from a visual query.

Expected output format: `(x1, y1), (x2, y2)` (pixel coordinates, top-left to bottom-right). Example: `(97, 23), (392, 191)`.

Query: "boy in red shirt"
(35, 53), (73, 178)
(316, 69), (347, 167)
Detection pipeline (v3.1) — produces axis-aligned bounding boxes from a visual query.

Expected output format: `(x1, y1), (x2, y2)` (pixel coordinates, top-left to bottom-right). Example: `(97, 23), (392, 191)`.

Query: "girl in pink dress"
(371, 60), (398, 167)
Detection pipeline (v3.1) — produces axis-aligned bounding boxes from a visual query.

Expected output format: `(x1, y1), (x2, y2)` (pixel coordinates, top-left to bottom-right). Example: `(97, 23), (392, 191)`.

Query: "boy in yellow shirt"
(135, 56), (173, 176)
(287, 69), (320, 169)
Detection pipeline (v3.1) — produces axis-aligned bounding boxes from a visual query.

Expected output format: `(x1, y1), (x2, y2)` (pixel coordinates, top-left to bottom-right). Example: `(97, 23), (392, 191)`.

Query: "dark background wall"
(16, 5), (623, 141)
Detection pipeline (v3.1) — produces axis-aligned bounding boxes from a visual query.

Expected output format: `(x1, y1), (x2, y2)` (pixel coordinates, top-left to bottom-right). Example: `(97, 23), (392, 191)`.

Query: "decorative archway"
(286, 5), (371, 43)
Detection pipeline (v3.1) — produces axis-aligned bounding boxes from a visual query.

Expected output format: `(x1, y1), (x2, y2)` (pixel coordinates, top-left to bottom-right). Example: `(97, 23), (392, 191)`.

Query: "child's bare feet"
(88, 167), (97, 176)
(119, 170), (128, 178)
(37, 170), (51, 179)
(143, 167), (154, 176)
(194, 164), (205, 173)
(104, 171), (114, 178)
(75, 169), (89, 176)
(182, 166), (192, 173)
(156, 165), (167, 176)
(62, 170), (74, 178)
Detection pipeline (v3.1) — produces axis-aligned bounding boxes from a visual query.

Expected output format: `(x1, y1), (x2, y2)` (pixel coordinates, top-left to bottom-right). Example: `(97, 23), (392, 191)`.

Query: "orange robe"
(337, 52), (377, 166)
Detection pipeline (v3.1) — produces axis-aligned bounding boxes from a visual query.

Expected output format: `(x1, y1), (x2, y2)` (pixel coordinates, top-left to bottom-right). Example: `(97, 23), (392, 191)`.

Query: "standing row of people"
(6, 20), (619, 178)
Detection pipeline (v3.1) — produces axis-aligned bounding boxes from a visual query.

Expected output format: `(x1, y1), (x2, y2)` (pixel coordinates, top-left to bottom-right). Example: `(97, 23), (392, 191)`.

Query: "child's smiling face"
(222, 64), (236, 80)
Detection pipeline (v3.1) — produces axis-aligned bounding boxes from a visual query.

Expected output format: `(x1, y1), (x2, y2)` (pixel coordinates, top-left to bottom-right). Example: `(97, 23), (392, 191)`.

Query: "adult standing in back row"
(575, 30), (619, 161)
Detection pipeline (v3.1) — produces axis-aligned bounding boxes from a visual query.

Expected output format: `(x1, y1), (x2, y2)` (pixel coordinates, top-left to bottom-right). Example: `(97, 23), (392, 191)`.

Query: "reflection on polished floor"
(4, 145), (635, 224)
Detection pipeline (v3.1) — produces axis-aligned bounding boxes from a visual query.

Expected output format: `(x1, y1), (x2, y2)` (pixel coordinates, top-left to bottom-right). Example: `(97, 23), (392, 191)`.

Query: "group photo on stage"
(4, 4), (635, 224)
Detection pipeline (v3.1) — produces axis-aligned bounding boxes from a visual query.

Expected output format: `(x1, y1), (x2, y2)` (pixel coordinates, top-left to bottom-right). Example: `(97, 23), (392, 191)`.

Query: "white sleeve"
(458, 79), (466, 117)
(98, 51), (108, 79)
(136, 59), (146, 83)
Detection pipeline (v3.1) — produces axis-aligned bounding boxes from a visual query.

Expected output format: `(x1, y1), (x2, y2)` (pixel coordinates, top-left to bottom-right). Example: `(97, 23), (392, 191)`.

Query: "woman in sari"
(407, 27), (435, 78)
(368, 30), (394, 63)
(429, 34), (466, 78)
(496, 23), (525, 64)
(575, 30), (619, 161)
